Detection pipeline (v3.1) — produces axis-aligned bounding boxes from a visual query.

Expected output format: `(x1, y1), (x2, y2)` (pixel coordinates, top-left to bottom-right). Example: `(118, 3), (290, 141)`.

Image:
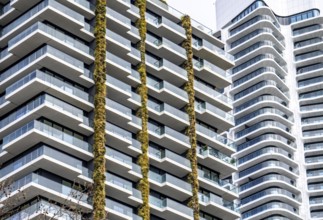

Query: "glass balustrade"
(106, 7), (130, 26)
(1, 0), (84, 37)
(238, 147), (291, 165)
(230, 15), (279, 36)
(303, 116), (323, 125)
(295, 37), (322, 48)
(242, 202), (298, 219)
(295, 50), (323, 61)
(308, 169), (323, 177)
(0, 47), (9, 60)
(0, 145), (82, 178)
(0, 2), (11, 16)
(194, 80), (232, 104)
(240, 174), (295, 192)
(306, 155), (323, 164)
(195, 102), (234, 123)
(197, 145), (236, 166)
(193, 58), (228, 78)
(236, 120), (290, 139)
(0, 121), (91, 152)
(298, 76), (323, 88)
(305, 142), (323, 151)
(237, 133), (295, 152)
(241, 188), (296, 205)
(105, 122), (132, 142)
(297, 63), (323, 74)
(106, 75), (131, 93)
(236, 107), (288, 125)
(309, 183), (323, 191)
(310, 197), (323, 204)
(198, 169), (238, 193)
(149, 171), (191, 191)
(300, 89), (323, 100)
(196, 124), (236, 150)
(193, 39), (234, 61)
(293, 24), (321, 36)
(234, 41), (282, 60)
(235, 95), (287, 113)
(239, 160), (294, 178)
(6, 70), (91, 102)
(149, 146), (191, 168)
(106, 198), (141, 219)
(9, 22), (91, 55)
(199, 192), (239, 212)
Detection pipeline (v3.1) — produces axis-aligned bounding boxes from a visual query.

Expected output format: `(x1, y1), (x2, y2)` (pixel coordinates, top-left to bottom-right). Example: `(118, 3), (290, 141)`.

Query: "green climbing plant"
(135, 0), (150, 219)
(181, 15), (200, 220)
(92, 0), (107, 219)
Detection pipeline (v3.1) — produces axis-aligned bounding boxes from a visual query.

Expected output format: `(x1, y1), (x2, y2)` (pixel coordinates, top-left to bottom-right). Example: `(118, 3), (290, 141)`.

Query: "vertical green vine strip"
(135, 0), (150, 219)
(93, 0), (107, 219)
(181, 15), (200, 220)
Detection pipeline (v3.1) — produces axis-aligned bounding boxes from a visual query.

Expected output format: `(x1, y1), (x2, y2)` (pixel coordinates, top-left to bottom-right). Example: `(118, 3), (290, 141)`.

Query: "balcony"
(305, 143), (323, 156)
(192, 38), (234, 69)
(3, 199), (82, 220)
(296, 63), (323, 80)
(193, 58), (231, 89)
(197, 145), (237, 178)
(300, 89), (323, 105)
(0, 173), (92, 213)
(0, 94), (85, 139)
(4, 70), (92, 111)
(149, 146), (191, 177)
(237, 160), (297, 182)
(194, 80), (232, 111)
(106, 98), (132, 127)
(146, 33), (186, 64)
(149, 195), (193, 220)
(106, 7), (131, 33)
(295, 50), (323, 67)
(146, 54), (187, 87)
(196, 124), (236, 155)
(0, 120), (92, 162)
(146, 76), (188, 108)
(238, 147), (294, 169)
(105, 198), (141, 220)
(241, 202), (300, 220)
(303, 129), (323, 143)
(240, 188), (299, 209)
(0, 145), (82, 182)
(195, 102), (234, 131)
(235, 120), (292, 143)
(106, 74), (132, 104)
(7, 21), (93, 67)
(298, 76), (323, 94)
(239, 174), (298, 198)
(198, 169), (238, 201)
(106, 52), (132, 79)
(0, 0), (86, 46)
(199, 193), (240, 220)
(149, 171), (192, 201)
(147, 100), (189, 130)
(302, 116), (323, 130)
(0, 45), (88, 93)
(146, 13), (186, 43)
(237, 134), (296, 157)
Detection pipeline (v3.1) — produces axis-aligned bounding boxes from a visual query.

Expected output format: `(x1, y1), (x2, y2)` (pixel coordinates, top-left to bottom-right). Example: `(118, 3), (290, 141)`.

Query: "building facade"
(217, 0), (323, 219)
(0, 0), (237, 219)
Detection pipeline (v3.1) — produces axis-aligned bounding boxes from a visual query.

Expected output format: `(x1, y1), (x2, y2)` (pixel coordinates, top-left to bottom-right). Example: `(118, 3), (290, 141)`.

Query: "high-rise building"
(0, 0), (237, 219)
(217, 0), (323, 219)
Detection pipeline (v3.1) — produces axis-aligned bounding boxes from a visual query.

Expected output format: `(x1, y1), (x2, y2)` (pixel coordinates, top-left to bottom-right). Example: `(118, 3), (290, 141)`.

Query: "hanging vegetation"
(181, 15), (200, 220)
(92, 0), (107, 219)
(135, 0), (150, 219)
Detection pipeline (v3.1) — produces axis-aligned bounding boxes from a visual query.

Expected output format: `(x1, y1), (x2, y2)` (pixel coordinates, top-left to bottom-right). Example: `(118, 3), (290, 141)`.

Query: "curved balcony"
(310, 196), (323, 206)
(236, 133), (296, 157)
(229, 28), (284, 53)
(234, 41), (282, 61)
(298, 76), (323, 94)
(300, 103), (323, 119)
(238, 160), (297, 182)
(292, 24), (323, 42)
(308, 183), (323, 196)
(241, 202), (300, 220)
(306, 155), (323, 170)
(303, 129), (323, 143)
(295, 50), (323, 67)
(300, 89), (323, 105)
(305, 143), (323, 156)
(297, 63), (323, 81)
(234, 95), (289, 117)
(234, 81), (289, 106)
(294, 37), (322, 54)
(240, 188), (299, 209)
(238, 147), (294, 169)
(239, 174), (297, 197)
(230, 15), (279, 36)
(302, 116), (323, 130)
(235, 107), (291, 127)
(235, 120), (291, 140)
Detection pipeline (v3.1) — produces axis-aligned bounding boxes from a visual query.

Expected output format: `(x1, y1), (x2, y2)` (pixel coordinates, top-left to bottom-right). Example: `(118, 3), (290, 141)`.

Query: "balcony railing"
(295, 50), (323, 62)
(236, 107), (288, 125)
(149, 171), (192, 192)
(149, 146), (191, 168)
(293, 24), (321, 36)
(303, 129), (323, 138)
(197, 145), (236, 166)
(195, 102), (234, 123)
(235, 120), (290, 139)
(295, 37), (322, 48)
(297, 63), (323, 74)
(240, 174), (295, 192)
(198, 169), (238, 193)
(242, 202), (298, 219)
(237, 133), (295, 152)
(199, 192), (239, 212)
(235, 95), (287, 113)
(195, 80), (232, 105)
(241, 188), (297, 205)
(193, 58), (229, 78)
(193, 38), (234, 61)
(305, 142), (323, 151)
(238, 147), (291, 165)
